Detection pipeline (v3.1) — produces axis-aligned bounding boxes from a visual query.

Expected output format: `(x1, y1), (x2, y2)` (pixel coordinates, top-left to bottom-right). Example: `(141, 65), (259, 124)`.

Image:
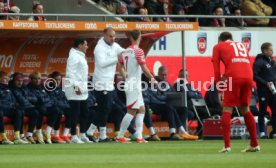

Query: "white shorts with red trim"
(126, 90), (144, 109)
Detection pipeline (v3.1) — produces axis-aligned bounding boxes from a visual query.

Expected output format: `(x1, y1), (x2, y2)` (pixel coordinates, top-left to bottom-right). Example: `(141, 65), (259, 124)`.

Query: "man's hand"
(267, 82), (274, 91)
(150, 78), (158, 88)
(74, 86), (82, 95)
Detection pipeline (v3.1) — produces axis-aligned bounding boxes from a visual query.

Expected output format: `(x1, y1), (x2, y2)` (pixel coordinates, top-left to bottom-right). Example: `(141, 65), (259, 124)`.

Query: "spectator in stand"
(9, 72), (39, 144)
(171, 4), (189, 22)
(28, 3), (46, 21)
(8, 6), (20, 20)
(27, 72), (61, 144)
(241, 0), (272, 27)
(1, 0), (11, 13)
(133, 0), (151, 22)
(217, 0), (240, 15)
(262, 0), (276, 26)
(116, 1), (129, 21)
(0, 2), (4, 11)
(46, 71), (70, 143)
(133, 7), (150, 22)
(156, 0), (172, 22)
(190, 0), (216, 26)
(0, 71), (28, 144)
(226, 7), (247, 27)
(0, 2), (6, 20)
(144, 0), (159, 18)
(172, 0), (194, 12)
(208, 6), (226, 27)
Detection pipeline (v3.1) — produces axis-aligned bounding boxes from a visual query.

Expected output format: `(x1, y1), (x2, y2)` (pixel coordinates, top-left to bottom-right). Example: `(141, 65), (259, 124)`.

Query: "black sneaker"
(99, 137), (113, 143)
(86, 134), (99, 143)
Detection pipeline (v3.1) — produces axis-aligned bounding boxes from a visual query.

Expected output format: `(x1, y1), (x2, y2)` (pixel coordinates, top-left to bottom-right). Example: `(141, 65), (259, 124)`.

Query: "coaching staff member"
(87, 27), (124, 142)
(253, 42), (276, 139)
(65, 37), (91, 144)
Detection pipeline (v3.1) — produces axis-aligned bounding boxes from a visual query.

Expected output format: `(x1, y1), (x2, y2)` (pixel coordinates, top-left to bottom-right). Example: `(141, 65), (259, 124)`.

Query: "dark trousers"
(94, 90), (114, 127)
(36, 106), (60, 129)
(54, 107), (70, 130)
(258, 92), (276, 134)
(20, 108), (39, 134)
(69, 100), (88, 135)
(176, 107), (195, 126)
(144, 105), (153, 128)
(151, 104), (177, 129)
(0, 109), (22, 133)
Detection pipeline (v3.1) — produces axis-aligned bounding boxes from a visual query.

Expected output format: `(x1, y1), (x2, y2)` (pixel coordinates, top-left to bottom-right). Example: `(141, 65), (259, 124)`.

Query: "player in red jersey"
(212, 32), (260, 152)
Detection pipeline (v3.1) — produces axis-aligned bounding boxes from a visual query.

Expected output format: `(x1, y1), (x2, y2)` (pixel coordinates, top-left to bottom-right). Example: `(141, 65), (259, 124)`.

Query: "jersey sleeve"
(212, 44), (221, 82)
(134, 48), (146, 65)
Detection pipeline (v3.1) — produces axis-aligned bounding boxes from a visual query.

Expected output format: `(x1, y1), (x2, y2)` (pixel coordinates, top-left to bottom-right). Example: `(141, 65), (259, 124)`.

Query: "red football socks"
(221, 112), (231, 148)
(244, 112), (259, 147)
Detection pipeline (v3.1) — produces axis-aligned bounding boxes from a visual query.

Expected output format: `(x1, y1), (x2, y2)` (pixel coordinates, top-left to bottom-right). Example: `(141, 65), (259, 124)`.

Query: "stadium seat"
(191, 98), (211, 126)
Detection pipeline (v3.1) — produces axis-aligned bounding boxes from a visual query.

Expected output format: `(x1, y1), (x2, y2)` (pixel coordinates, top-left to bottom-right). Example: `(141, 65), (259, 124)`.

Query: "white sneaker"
(241, 146), (260, 152)
(218, 147), (231, 153)
(70, 136), (84, 144)
(80, 135), (93, 143)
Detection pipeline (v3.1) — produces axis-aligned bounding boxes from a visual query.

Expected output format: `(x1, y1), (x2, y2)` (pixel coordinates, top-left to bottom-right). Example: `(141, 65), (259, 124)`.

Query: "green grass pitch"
(0, 139), (275, 168)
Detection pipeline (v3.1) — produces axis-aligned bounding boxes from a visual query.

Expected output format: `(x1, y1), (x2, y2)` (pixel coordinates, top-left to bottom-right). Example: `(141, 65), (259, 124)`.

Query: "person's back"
(213, 40), (253, 81)
(121, 45), (144, 85)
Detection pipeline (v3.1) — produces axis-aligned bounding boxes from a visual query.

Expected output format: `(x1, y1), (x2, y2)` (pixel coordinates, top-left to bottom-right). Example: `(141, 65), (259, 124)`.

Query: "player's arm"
(212, 45), (221, 83)
(94, 45), (118, 68)
(136, 48), (157, 83)
(118, 53), (127, 81)
(140, 64), (155, 82)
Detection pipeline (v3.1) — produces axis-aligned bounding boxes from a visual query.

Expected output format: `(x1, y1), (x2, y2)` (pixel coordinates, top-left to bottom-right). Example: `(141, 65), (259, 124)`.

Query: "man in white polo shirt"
(86, 27), (124, 142)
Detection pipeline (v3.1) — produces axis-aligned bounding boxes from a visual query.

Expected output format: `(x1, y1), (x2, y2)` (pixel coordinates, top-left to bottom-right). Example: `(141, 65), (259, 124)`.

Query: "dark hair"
(261, 42), (272, 53)
(11, 72), (23, 80)
(158, 66), (168, 72)
(73, 37), (86, 48)
(231, 7), (241, 14)
(219, 32), (233, 41)
(129, 29), (141, 41)
(212, 6), (223, 14)
(49, 71), (61, 78)
(32, 3), (42, 11)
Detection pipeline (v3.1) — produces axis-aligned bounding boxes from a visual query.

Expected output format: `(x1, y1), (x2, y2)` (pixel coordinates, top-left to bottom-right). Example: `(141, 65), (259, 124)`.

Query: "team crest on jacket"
(241, 32), (251, 51)
(197, 32), (207, 54)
